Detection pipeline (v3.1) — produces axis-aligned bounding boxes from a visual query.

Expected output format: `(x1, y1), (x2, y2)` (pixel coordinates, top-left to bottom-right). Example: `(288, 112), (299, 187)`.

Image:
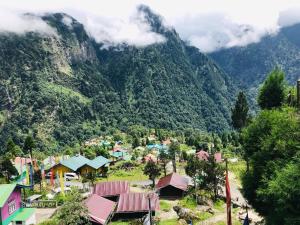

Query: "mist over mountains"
(0, 6), (238, 149)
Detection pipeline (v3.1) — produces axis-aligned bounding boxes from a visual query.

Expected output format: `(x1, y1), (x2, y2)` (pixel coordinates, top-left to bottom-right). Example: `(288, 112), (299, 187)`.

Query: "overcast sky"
(1, 0), (300, 52)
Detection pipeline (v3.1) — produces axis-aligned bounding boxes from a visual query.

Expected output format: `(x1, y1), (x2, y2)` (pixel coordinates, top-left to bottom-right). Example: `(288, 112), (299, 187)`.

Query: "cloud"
(278, 7), (300, 27)
(0, 0), (300, 51)
(175, 13), (278, 52)
(0, 9), (56, 35)
(71, 7), (166, 47)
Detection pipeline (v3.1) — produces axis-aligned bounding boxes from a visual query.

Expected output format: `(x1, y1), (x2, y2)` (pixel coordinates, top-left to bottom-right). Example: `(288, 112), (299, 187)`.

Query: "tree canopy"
(258, 68), (286, 109)
(231, 91), (249, 130)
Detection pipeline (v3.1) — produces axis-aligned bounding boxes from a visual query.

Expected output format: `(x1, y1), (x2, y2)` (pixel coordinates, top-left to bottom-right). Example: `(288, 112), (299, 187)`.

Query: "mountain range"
(0, 6), (238, 150)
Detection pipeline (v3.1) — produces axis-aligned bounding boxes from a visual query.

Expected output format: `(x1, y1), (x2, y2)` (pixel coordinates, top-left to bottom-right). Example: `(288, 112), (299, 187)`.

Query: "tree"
(258, 68), (286, 109)
(159, 149), (169, 176)
(57, 188), (91, 225)
(202, 155), (225, 200)
(0, 156), (18, 182)
(23, 136), (35, 163)
(241, 107), (300, 224)
(169, 141), (180, 172)
(144, 160), (161, 187)
(231, 91), (249, 130)
(132, 136), (140, 149)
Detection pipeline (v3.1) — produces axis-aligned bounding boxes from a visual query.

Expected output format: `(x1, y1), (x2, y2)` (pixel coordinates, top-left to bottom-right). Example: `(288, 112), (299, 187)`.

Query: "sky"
(1, 0), (300, 52)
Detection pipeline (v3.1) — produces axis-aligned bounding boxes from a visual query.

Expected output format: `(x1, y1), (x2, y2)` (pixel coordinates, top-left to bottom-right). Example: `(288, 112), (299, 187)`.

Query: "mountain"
(0, 7), (238, 150)
(210, 23), (300, 88)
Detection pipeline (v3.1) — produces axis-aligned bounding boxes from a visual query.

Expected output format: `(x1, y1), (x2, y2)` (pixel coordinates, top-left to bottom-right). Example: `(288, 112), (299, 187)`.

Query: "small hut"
(156, 173), (188, 198)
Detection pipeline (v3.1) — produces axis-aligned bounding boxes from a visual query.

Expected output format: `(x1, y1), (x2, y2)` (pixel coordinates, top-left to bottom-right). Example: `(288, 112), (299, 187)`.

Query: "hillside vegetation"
(0, 8), (238, 151)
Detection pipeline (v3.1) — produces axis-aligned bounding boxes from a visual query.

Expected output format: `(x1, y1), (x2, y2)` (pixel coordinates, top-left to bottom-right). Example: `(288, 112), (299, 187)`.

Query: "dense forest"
(0, 7), (238, 151)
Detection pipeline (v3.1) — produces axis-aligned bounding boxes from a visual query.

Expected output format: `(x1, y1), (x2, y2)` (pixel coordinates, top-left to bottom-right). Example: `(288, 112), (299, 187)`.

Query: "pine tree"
(231, 91), (249, 130)
(258, 68), (286, 109)
(23, 136), (35, 163)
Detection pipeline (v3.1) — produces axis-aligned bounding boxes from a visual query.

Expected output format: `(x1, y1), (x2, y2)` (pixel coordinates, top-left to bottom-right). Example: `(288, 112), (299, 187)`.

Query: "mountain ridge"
(0, 8), (238, 151)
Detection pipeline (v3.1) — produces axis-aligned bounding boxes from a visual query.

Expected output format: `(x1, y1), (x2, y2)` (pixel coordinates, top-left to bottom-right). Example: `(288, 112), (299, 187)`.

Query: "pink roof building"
(156, 173), (188, 198)
(196, 151), (222, 163)
(93, 181), (129, 199)
(116, 192), (159, 213)
(85, 194), (115, 225)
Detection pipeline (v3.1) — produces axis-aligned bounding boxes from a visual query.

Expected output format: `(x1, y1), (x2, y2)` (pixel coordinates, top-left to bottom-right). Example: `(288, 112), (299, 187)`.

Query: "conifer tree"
(231, 91), (249, 130)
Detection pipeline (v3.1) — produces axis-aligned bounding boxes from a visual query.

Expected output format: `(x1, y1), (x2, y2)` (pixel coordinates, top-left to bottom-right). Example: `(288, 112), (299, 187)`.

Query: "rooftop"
(156, 173), (188, 191)
(85, 194), (115, 225)
(93, 181), (129, 197)
(116, 192), (159, 213)
(0, 184), (17, 207)
(11, 208), (35, 221)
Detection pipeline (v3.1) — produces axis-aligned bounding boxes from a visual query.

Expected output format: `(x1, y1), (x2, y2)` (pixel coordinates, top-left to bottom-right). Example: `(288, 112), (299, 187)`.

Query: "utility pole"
(147, 194), (152, 225)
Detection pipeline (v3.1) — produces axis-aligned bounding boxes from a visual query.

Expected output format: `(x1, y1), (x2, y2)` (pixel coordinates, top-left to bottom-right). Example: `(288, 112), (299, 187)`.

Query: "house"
(196, 150), (222, 163)
(0, 184), (36, 225)
(114, 192), (159, 219)
(50, 155), (110, 176)
(156, 173), (188, 198)
(85, 194), (115, 225)
(93, 181), (129, 201)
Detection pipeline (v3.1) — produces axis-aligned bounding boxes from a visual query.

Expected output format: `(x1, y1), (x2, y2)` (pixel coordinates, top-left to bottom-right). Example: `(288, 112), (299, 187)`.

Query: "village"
(0, 132), (262, 225)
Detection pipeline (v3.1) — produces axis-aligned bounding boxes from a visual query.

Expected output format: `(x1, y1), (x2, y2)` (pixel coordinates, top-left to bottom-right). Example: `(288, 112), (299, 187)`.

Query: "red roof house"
(93, 181), (129, 201)
(196, 151), (222, 163)
(85, 194), (115, 225)
(115, 192), (159, 219)
(156, 173), (188, 198)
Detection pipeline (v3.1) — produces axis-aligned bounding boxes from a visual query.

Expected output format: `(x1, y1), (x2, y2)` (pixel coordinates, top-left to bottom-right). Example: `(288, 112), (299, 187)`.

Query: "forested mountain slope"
(210, 23), (300, 88)
(0, 7), (238, 150)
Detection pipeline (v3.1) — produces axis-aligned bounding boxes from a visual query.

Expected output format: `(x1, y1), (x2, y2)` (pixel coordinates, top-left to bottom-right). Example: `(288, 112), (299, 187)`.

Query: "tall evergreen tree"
(23, 136), (35, 163)
(231, 91), (249, 130)
(169, 141), (180, 173)
(258, 68), (286, 109)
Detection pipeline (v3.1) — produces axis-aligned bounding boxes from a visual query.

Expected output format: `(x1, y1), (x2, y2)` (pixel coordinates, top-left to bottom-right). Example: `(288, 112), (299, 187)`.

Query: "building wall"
(1, 188), (21, 223)
(159, 186), (184, 198)
(52, 165), (73, 174)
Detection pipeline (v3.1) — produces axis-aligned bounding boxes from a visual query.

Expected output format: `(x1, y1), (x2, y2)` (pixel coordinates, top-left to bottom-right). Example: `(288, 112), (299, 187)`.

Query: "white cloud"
(0, 0), (300, 51)
(0, 9), (56, 35)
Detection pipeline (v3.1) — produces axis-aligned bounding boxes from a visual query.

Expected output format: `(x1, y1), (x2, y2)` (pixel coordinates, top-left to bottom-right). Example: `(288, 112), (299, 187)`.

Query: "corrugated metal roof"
(116, 192), (159, 213)
(59, 155), (90, 171)
(156, 173), (188, 191)
(0, 184), (17, 207)
(85, 194), (115, 225)
(88, 156), (110, 169)
(93, 181), (129, 197)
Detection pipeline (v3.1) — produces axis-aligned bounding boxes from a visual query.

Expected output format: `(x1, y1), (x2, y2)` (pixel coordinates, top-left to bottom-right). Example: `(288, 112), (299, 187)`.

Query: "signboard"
(23, 200), (57, 208)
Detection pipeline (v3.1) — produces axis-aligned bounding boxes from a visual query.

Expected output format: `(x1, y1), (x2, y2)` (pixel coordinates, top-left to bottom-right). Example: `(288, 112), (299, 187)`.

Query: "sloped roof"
(59, 155), (90, 171)
(116, 192), (159, 213)
(196, 150), (209, 161)
(0, 184), (17, 207)
(85, 194), (115, 225)
(156, 173), (188, 191)
(214, 152), (222, 163)
(88, 156), (111, 169)
(93, 181), (129, 197)
(196, 151), (222, 163)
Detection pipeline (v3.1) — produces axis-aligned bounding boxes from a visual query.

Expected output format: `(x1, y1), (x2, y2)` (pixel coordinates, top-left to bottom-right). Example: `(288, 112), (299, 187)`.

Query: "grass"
(160, 200), (172, 212)
(178, 196), (197, 210)
(228, 160), (246, 185)
(198, 211), (213, 221)
(159, 218), (178, 225)
(97, 165), (148, 182)
(213, 199), (225, 211)
(109, 221), (130, 225)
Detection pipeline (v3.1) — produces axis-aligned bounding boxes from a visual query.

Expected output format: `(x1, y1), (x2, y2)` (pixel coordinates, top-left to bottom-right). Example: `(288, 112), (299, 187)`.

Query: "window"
(15, 221), (23, 225)
(8, 200), (16, 214)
